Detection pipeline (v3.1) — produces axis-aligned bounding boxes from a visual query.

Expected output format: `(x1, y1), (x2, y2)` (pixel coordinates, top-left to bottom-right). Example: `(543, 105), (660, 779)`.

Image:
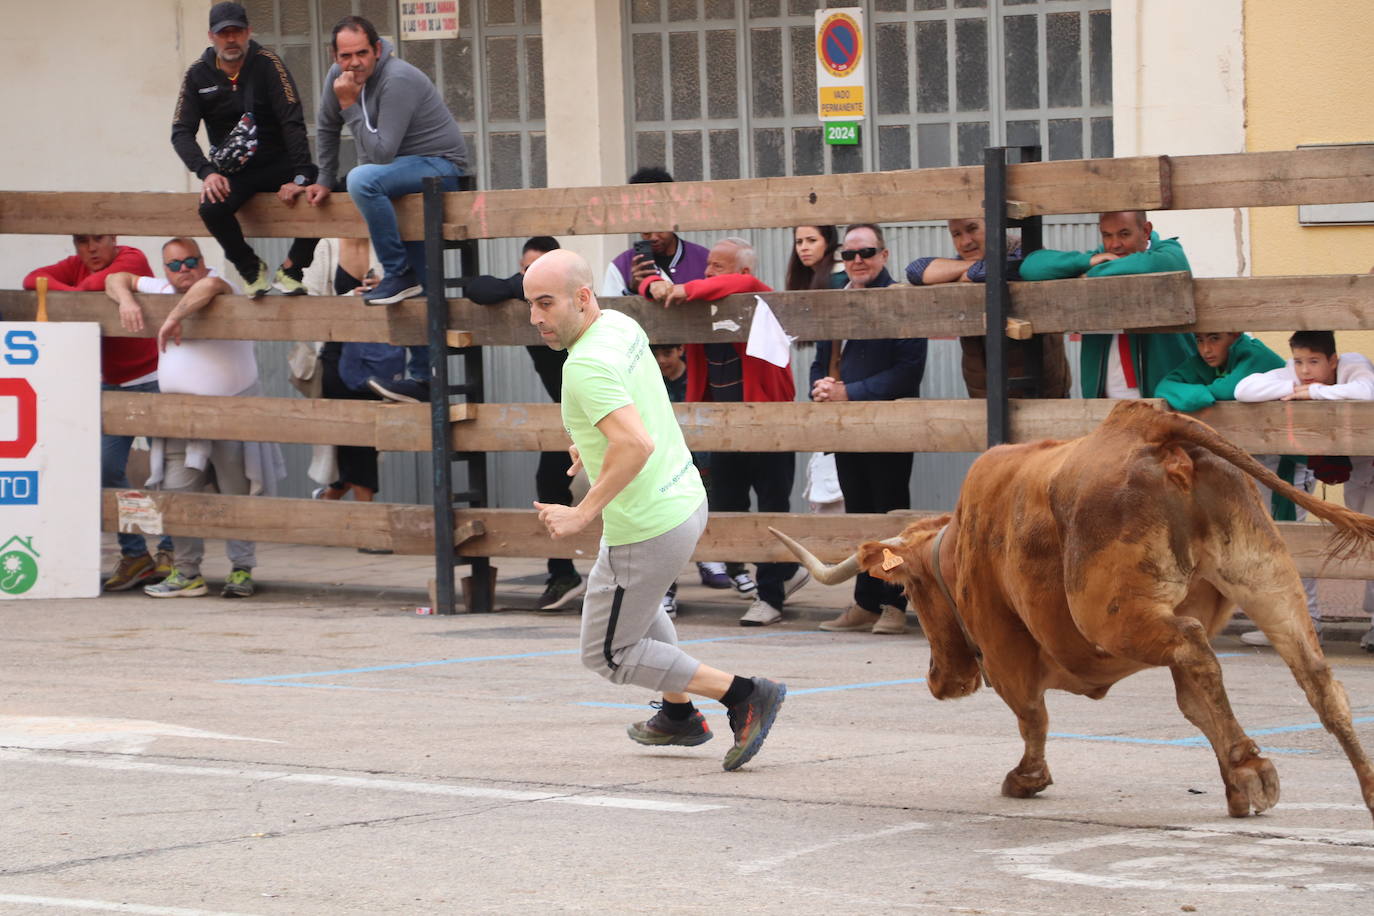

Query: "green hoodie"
(1020, 232), (1197, 398)
(1155, 334), (1286, 412)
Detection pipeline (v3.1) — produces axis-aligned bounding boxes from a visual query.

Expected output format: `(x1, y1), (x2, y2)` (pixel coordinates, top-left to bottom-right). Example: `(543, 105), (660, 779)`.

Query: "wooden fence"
(7, 146), (1374, 603)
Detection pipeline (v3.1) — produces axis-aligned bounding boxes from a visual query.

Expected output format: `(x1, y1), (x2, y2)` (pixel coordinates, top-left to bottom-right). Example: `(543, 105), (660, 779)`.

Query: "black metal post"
(422, 177), (456, 615)
(983, 147), (1011, 448)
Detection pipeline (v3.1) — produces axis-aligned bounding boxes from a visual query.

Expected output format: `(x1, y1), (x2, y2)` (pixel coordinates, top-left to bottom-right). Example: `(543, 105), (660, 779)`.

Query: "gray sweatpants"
(580, 499), (707, 694)
(162, 438), (256, 577)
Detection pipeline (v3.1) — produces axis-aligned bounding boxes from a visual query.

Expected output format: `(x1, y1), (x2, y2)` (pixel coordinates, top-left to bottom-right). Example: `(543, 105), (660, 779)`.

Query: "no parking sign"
(816, 7), (866, 137)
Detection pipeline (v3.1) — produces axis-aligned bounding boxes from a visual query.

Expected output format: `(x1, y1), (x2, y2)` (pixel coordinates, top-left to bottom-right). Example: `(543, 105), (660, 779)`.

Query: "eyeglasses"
(165, 256), (201, 272)
(840, 247), (881, 261)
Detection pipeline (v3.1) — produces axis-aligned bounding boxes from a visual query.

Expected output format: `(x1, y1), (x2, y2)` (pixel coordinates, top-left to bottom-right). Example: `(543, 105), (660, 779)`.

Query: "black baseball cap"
(210, 2), (249, 32)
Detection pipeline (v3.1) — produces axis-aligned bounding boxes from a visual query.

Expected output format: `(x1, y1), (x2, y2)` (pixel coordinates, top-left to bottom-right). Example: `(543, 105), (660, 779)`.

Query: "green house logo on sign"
(0, 536), (40, 595)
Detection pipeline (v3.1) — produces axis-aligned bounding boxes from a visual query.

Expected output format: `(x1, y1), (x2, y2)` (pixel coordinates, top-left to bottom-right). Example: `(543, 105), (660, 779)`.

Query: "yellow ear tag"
(881, 548), (904, 571)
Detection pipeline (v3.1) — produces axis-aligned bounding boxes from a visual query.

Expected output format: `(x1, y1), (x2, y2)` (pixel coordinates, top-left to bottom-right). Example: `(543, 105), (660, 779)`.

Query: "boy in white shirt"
(1235, 330), (1374, 651)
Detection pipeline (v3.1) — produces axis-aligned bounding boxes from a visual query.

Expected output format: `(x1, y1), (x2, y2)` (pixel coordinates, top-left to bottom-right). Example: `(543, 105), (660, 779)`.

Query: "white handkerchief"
(745, 296), (793, 368)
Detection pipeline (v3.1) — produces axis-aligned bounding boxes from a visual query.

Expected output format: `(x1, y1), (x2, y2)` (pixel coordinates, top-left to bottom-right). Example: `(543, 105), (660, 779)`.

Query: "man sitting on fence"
(905, 217), (1069, 399)
(1235, 330), (1374, 652)
(105, 238), (285, 599)
(24, 234), (176, 591)
(1019, 210), (1196, 399)
(640, 236), (810, 627)
(811, 223), (927, 636)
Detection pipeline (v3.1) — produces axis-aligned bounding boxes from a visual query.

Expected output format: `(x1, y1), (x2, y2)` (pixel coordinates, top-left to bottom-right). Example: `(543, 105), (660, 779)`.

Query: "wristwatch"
(293, 174), (309, 186)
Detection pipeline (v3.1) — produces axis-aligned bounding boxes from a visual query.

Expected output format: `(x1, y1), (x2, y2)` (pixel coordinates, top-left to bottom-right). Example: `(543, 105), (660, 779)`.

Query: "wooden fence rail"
(98, 492), (1374, 581)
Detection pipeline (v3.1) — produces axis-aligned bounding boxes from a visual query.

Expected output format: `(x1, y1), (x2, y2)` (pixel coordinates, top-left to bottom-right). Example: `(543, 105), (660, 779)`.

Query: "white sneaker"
(729, 571), (758, 600)
(1360, 625), (1374, 653)
(780, 567), (810, 600)
(1239, 629), (1271, 647)
(660, 591), (678, 619)
(740, 597), (782, 627)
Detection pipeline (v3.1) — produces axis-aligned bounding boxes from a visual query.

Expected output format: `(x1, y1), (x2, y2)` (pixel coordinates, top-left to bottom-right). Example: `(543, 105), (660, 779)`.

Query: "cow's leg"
(1078, 577), (1278, 818)
(1218, 561), (1374, 823)
(981, 631), (1054, 798)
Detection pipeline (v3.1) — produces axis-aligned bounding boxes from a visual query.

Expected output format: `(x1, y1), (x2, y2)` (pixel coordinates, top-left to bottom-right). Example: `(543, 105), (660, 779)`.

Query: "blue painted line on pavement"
(576, 677), (928, 714)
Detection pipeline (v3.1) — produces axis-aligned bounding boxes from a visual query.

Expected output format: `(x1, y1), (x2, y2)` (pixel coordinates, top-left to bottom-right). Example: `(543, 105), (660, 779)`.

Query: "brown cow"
(773, 400), (1374, 822)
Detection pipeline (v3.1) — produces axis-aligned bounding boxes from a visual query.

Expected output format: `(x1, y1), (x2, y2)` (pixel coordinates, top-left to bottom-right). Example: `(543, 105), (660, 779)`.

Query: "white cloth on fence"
(745, 296), (793, 368)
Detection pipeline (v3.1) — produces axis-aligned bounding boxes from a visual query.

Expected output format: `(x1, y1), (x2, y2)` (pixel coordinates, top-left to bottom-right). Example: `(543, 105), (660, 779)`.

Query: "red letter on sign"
(0, 378), (37, 459)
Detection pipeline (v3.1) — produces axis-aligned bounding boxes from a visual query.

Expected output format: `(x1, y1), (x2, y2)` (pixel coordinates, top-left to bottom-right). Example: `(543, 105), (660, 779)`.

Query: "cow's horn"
(769, 526), (869, 585)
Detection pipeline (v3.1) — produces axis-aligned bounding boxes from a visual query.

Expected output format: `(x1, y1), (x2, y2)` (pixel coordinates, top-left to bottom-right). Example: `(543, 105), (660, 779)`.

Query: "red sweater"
(24, 246), (160, 385)
(638, 272), (795, 403)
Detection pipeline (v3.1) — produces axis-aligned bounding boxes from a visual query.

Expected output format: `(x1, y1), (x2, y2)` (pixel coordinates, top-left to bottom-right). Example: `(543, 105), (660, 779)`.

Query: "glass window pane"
(524, 0), (542, 24)
(954, 18), (988, 112)
(488, 133), (523, 189)
(632, 33), (665, 121)
(670, 32), (702, 120)
(1003, 15), (1039, 110)
(442, 38), (476, 122)
(526, 37), (544, 121)
(281, 4), (309, 34)
(792, 126), (823, 176)
(750, 0), (781, 15)
(282, 45), (315, 115)
(876, 23), (910, 115)
(637, 131), (667, 170)
(631, 0), (661, 23)
(790, 0), (823, 14)
(1047, 12), (1082, 108)
(360, 0), (397, 30)
(954, 0), (986, 7)
(486, 0), (516, 24)
(1006, 119), (1040, 149)
(790, 26), (818, 116)
(1089, 10), (1112, 106)
(831, 144), (863, 175)
(673, 131), (704, 182)
(670, 0), (698, 21)
(915, 0), (947, 9)
(705, 31), (738, 118)
(875, 0), (908, 11)
(1091, 117), (1114, 158)
(917, 122), (951, 168)
(485, 36), (520, 121)
(403, 41), (437, 86)
(705, 0), (735, 19)
(753, 127), (785, 178)
(529, 132), (547, 188)
(245, 0), (274, 30)
(879, 125), (912, 171)
(1048, 119), (1083, 160)
(916, 21), (948, 113)
(750, 28), (784, 118)
(710, 129), (741, 180)
(321, 0), (352, 33)
(957, 121), (990, 166)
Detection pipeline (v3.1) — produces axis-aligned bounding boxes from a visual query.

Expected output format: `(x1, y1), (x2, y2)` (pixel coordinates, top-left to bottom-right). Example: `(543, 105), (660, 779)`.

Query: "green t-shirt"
(561, 310), (706, 546)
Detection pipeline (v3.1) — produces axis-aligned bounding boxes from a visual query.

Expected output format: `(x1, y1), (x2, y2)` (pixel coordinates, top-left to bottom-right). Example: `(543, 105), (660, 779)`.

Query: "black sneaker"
(367, 377), (431, 403)
(362, 269), (423, 305)
(536, 575), (585, 611)
(627, 702), (713, 747)
(723, 677), (786, 771)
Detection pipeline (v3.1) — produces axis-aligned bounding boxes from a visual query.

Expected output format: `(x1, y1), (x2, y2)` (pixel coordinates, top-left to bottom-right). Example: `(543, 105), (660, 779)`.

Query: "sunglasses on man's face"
(165, 256), (201, 272)
(840, 247), (881, 261)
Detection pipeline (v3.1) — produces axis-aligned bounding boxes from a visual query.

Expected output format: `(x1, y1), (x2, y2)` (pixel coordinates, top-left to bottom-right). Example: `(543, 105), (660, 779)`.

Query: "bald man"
(526, 249), (786, 771)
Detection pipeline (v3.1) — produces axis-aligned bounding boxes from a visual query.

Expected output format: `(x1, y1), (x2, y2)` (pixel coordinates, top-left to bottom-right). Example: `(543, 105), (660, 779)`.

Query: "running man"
(525, 249), (786, 770)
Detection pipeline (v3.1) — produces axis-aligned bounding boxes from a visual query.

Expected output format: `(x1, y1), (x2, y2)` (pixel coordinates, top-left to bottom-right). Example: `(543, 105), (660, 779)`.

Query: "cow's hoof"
(1001, 767), (1053, 799)
(1225, 756), (1280, 817)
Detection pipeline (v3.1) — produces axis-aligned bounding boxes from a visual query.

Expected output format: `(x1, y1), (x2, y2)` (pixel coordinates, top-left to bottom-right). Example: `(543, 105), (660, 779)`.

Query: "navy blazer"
(810, 268), (927, 401)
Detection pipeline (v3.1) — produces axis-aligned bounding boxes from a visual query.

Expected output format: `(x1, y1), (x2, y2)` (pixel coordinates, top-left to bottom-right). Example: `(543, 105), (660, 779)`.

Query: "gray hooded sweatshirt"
(316, 38), (468, 189)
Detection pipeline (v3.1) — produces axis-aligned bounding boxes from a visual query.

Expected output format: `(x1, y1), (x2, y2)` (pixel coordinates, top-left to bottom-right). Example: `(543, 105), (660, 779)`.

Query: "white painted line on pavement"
(0, 749), (725, 814)
(0, 895), (261, 915)
(736, 821), (930, 874)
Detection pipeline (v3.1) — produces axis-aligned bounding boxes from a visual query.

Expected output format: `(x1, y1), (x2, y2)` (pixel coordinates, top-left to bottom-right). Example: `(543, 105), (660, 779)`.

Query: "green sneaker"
(221, 568), (254, 598)
(242, 259), (271, 298)
(144, 569), (208, 598)
(272, 264), (307, 296)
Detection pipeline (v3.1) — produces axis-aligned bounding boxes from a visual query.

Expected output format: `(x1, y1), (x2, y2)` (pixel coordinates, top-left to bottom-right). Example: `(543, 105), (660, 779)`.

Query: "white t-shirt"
(1103, 332), (1141, 399)
(1235, 352), (1374, 402)
(137, 271), (257, 396)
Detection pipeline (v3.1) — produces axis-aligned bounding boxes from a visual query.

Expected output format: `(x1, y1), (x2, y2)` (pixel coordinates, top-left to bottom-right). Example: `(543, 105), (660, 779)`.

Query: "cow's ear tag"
(881, 548), (904, 571)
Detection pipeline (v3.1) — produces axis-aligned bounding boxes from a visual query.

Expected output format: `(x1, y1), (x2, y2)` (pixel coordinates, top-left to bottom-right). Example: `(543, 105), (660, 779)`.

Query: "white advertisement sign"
(399, 1), (460, 41)
(815, 7), (866, 122)
(0, 323), (101, 599)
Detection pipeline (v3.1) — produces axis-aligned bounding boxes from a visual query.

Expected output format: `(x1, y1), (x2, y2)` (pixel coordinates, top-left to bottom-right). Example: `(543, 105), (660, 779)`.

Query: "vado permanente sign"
(0, 323), (100, 598)
(816, 7), (866, 144)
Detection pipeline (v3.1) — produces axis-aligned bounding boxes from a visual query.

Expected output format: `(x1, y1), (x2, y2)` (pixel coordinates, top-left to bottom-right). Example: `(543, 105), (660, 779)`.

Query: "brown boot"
(819, 604), (881, 632)
(871, 605), (909, 635)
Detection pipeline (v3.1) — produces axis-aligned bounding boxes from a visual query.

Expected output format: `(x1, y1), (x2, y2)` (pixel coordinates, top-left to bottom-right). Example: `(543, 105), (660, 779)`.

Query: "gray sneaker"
(221, 568), (254, 598)
(145, 569), (208, 598)
(1361, 625), (1374, 653)
(627, 703), (712, 747)
(723, 677), (786, 771)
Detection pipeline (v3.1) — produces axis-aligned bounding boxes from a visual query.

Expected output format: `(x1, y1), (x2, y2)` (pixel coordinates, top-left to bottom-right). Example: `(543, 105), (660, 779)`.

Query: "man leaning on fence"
(172, 2), (320, 298)
(23, 234), (176, 591)
(105, 238), (285, 599)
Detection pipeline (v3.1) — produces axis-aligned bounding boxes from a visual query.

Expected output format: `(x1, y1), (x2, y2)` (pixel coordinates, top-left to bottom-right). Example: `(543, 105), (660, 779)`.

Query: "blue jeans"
(103, 381), (175, 558)
(345, 156), (463, 279)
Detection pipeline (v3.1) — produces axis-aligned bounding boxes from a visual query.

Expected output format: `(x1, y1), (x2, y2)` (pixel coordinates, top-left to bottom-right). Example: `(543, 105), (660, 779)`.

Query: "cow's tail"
(1153, 406), (1374, 561)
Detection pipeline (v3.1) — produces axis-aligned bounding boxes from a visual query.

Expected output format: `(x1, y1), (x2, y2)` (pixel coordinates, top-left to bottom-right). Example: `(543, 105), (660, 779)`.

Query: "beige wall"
(1110, 0), (1248, 279)
(0, 0), (220, 288)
